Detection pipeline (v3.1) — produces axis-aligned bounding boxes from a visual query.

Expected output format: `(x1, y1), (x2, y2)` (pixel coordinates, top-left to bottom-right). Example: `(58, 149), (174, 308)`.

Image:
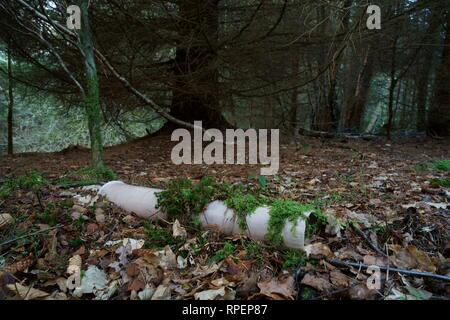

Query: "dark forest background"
(0, 0), (449, 160)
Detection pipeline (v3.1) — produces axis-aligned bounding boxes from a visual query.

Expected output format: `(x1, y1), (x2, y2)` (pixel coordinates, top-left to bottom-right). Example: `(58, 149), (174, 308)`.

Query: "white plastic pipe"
(98, 181), (310, 250)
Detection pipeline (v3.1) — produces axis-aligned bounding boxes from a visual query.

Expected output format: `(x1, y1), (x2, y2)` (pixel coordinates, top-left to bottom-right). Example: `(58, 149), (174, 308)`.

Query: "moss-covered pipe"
(99, 181), (310, 250)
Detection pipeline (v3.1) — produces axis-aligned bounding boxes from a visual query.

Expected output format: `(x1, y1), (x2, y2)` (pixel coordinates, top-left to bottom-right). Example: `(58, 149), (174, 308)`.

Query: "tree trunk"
(428, 10), (450, 136)
(160, 0), (230, 132)
(7, 43), (13, 155)
(416, 9), (440, 131)
(345, 47), (373, 131)
(79, 0), (104, 169)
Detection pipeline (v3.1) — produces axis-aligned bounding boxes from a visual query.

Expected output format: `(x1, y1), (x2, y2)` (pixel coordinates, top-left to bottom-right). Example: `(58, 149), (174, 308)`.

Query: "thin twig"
(0, 225), (63, 247)
(327, 259), (450, 282)
(351, 224), (387, 257)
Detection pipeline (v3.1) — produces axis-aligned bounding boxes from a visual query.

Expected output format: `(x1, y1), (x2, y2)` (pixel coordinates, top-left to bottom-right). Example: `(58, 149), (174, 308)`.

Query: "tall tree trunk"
(79, 0), (104, 169)
(345, 47), (373, 131)
(162, 0), (229, 132)
(416, 8), (440, 131)
(427, 10), (450, 136)
(386, 39), (398, 140)
(7, 42), (13, 155)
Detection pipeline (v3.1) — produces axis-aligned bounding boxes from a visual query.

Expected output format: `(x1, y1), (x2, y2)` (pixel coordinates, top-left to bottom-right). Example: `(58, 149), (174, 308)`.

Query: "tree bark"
(345, 47), (373, 131)
(79, 0), (104, 169)
(7, 42), (14, 155)
(428, 10), (450, 137)
(160, 0), (230, 133)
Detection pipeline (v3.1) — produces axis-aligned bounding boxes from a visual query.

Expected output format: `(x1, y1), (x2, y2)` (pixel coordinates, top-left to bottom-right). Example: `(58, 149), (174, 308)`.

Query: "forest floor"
(0, 135), (449, 300)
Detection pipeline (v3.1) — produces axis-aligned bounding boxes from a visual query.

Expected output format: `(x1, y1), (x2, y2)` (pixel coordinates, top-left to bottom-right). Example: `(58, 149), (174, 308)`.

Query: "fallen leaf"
(6, 283), (50, 300)
(300, 273), (332, 292)
(194, 286), (236, 300)
(304, 243), (334, 259)
(257, 275), (296, 299)
(172, 219), (187, 238)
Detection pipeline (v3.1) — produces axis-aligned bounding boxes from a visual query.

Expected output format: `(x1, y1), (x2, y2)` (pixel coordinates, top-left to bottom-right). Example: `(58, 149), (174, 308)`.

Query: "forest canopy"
(1, 0), (449, 156)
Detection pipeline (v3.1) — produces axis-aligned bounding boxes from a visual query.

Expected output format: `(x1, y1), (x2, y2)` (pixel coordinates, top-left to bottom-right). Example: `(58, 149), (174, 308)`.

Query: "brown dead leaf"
(389, 245), (436, 273)
(300, 273), (332, 292)
(330, 271), (351, 287)
(6, 283), (50, 300)
(172, 219), (187, 239)
(257, 275), (296, 300)
(304, 243), (334, 259)
(347, 284), (378, 300)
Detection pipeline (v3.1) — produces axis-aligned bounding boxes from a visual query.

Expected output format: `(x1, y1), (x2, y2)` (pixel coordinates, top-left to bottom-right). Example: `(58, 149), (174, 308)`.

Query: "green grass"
(430, 178), (450, 188)
(0, 172), (48, 196)
(209, 241), (236, 264)
(54, 178), (99, 189)
(143, 221), (183, 249)
(416, 159), (450, 172)
(282, 249), (306, 269)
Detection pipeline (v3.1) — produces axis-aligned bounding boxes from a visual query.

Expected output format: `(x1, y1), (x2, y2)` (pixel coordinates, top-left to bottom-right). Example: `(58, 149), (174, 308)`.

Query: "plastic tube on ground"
(98, 181), (310, 250)
(99, 181), (167, 220)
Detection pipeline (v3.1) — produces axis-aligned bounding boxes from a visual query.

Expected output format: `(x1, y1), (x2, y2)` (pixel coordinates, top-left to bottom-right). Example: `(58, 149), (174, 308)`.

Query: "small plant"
(282, 249), (306, 269)
(248, 174), (268, 187)
(74, 215), (87, 227)
(37, 205), (59, 227)
(246, 243), (264, 260)
(430, 178), (450, 188)
(209, 241), (236, 264)
(68, 236), (84, 247)
(0, 172), (48, 196)
(143, 221), (181, 249)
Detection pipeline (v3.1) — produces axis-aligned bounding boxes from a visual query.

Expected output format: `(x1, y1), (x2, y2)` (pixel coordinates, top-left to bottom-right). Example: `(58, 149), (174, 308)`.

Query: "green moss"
(224, 193), (265, 231)
(305, 209), (327, 238)
(156, 178), (217, 221)
(156, 177), (266, 225)
(155, 178), (321, 248)
(266, 200), (314, 247)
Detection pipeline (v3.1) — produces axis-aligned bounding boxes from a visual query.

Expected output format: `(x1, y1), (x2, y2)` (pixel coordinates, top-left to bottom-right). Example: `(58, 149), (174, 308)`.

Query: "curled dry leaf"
(172, 219), (187, 239)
